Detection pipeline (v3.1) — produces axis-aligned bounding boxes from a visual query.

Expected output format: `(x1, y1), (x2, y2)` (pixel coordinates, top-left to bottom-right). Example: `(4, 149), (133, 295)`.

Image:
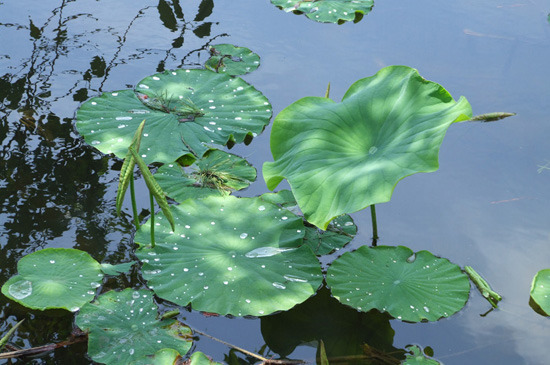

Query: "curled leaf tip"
(469, 112), (516, 123)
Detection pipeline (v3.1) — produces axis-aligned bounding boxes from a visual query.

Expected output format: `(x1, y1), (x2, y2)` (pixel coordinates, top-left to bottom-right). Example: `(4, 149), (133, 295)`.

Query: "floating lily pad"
(403, 345), (440, 364)
(271, 0), (373, 24)
(76, 288), (192, 365)
(263, 66), (472, 229)
(530, 269), (550, 316)
(155, 149), (256, 203)
(1, 248), (103, 312)
(134, 195), (323, 316)
(205, 44), (260, 76)
(260, 190), (356, 255)
(100, 262), (135, 276)
(76, 69), (272, 164)
(326, 245), (470, 322)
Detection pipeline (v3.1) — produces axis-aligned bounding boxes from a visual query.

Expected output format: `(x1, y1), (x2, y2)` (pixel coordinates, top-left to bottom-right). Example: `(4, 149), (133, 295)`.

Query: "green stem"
(370, 205), (378, 245)
(129, 177), (140, 230)
(150, 191), (155, 248)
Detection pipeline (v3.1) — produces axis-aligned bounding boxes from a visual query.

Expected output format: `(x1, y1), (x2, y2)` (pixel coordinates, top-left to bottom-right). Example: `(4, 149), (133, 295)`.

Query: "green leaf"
(403, 345), (441, 364)
(259, 190), (356, 255)
(326, 245), (471, 322)
(100, 262), (135, 276)
(1, 248), (103, 312)
(271, 0), (373, 24)
(464, 265), (502, 308)
(155, 149), (256, 203)
(189, 351), (223, 365)
(205, 44), (260, 76)
(76, 289), (192, 365)
(76, 70), (272, 164)
(129, 348), (182, 365)
(134, 195), (323, 316)
(530, 269), (550, 316)
(263, 66), (472, 229)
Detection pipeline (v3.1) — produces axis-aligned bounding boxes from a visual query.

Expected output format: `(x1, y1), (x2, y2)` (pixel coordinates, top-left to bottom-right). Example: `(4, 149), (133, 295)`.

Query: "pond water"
(1, 0), (549, 364)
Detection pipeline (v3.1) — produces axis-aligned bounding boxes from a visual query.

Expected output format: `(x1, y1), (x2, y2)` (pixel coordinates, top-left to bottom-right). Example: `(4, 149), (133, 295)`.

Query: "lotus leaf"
(1, 248), (103, 312)
(76, 69), (272, 164)
(76, 288), (192, 365)
(134, 195), (323, 316)
(403, 345), (440, 364)
(326, 245), (470, 322)
(155, 149), (256, 203)
(260, 190), (356, 255)
(530, 269), (550, 316)
(263, 66), (472, 229)
(271, 0), (373, 24)
(205, 44), (260, 76)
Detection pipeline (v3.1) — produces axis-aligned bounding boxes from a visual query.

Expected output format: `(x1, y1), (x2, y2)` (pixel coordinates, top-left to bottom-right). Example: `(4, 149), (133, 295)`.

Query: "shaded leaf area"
(530, 269), (550, 316)
(100, 262), (135, 276)
(76, 289), (193, 365)
(260, 190), (357, 255)
(1, 248), (103, 312)
(261, 286), (405, 364)
(263, 66), (472, 229)
(205, 44), (260, 76)
(76, 69), (272, 164)
(271, 0), (373, 24)
(326, 246), (471, 322)
(403, 345), (441, 364)
(155, 149), (257, 203)
(134, 195), (323, 316)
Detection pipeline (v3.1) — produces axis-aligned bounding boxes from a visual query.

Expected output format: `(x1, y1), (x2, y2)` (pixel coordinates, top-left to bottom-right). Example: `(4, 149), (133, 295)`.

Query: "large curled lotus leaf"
(271, 0), (373, 24)
(1, 248), (103, 312)
(205, 44), (260, 76)
(134, 195), (323, 316)
(263, 65), (472, 229)
(76, 288), (192, 365)
(155, 149), (256, 203)
(530, 269), (550, 316)
(326, 245), (471, 322)
(259, 190), (356, 255)
(76, 69), (272, 164)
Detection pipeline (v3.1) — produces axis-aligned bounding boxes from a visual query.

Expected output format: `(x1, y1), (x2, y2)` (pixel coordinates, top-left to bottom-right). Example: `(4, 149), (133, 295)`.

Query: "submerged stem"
(370, 205), (378, 246)
(129, 178), (140, 230)
(150, 191), (155, 248)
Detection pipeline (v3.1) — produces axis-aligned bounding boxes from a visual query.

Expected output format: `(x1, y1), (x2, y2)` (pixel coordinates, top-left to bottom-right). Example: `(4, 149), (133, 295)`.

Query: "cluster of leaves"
(1, 44), (521, 364)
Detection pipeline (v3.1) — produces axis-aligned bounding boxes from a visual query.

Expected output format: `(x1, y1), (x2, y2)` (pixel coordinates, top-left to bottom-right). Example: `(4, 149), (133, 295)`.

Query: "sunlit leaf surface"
(271, 0), (374, 24)
(264, 66), (472, 229)
(1, 248), (103, 312)
(530, 269), (550, 316)
(326, 245), (470, 322)
(134, 195), (323, 316)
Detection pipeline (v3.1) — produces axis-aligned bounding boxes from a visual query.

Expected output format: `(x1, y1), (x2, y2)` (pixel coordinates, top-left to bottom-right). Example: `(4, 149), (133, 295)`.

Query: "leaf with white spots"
(205, 44), (260, 76)
(326, 245), (471, 322)
(530, 269), (550, 316)
(1, 248), (103, 312)
(76, 288), (193, 365)
(76, 70), (272, 164)
(155, 149), (257, 203)
(263, 66), (472, 229)
(271, 0), (374, 24)
(134, 195), (323, 316)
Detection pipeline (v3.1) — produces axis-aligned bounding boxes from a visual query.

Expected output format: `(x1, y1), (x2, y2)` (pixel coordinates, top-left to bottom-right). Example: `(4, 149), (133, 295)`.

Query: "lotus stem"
(150, 191), (155, 248)
(370, 205), (378, 245)
(129, 178), (140, 230)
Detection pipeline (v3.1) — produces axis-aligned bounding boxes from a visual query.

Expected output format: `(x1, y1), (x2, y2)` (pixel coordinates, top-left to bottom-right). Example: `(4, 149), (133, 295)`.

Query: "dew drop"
(8, 280), (32, 299)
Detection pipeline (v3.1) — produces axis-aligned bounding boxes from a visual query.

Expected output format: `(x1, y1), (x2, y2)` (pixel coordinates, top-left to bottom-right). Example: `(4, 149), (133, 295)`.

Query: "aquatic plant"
(205, 44), (260, 76)
(530, 269), (550, 316)
(271, 0), (374, 24)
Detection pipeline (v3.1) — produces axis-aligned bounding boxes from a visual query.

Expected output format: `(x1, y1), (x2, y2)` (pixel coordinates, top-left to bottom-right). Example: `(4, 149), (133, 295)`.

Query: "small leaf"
(129, 146), (175, 231)
(100, 262), (135, 276)
(271, 0), (373, 24)
(205, 44), (260, 76)
(1, 248), (103, 311)
(464, 265), (501, 308)
(189, 351), (223, 365)
(403, 345), (441, 364)
(530, 269), (550, 316)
